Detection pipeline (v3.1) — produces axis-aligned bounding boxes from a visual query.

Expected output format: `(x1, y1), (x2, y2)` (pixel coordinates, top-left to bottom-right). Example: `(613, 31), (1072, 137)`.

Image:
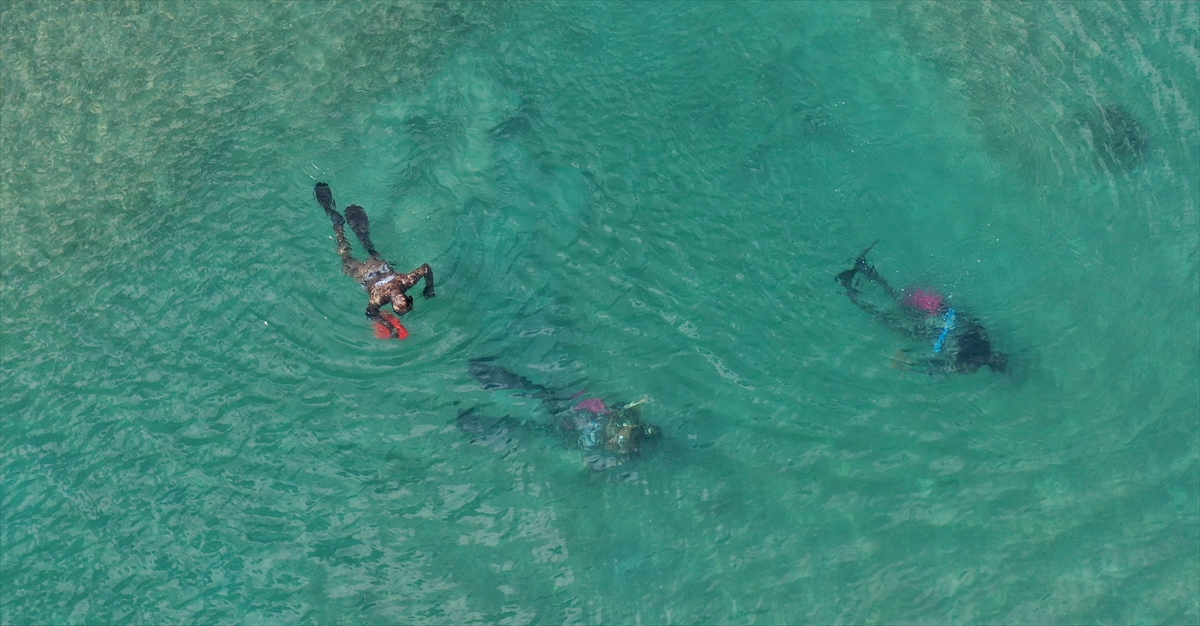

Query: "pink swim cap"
(904, 288), (944, 313)
(573, 398), (611, 415)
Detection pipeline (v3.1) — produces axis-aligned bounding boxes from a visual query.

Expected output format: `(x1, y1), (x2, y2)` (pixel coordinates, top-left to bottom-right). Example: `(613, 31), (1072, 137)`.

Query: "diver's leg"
(468, 358), (548, 394)
(334, 225), (366, 278)
(458, 408), (510, 435)
(455, 408), (529, 450)
(318, 184), (365, 277)
(344, 205), (380, 259)
(315, 183), (345, 227)
(854, 263), (900, 299)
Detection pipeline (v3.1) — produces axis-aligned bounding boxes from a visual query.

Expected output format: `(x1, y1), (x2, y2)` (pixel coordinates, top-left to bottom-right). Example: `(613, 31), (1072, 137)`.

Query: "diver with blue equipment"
(458, 358), (662, 471)
(836, 241), (1007, 375)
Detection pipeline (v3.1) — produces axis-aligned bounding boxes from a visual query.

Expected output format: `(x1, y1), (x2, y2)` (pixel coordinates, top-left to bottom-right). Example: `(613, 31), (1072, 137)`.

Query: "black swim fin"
(344, 204), (379, 258)
(314, 182), (345, 227)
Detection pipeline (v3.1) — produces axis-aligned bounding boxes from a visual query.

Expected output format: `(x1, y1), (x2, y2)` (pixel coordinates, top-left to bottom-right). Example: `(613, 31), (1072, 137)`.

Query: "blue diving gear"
(933, 307), (956, 354)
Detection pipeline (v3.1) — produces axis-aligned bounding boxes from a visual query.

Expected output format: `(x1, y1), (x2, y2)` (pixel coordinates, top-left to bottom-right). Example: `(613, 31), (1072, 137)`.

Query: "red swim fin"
(375, 313), (409, 340)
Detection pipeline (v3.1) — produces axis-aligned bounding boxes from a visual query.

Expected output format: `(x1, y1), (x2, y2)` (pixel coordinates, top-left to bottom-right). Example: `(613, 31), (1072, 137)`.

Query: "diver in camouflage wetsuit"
(314, 182), (434, 337)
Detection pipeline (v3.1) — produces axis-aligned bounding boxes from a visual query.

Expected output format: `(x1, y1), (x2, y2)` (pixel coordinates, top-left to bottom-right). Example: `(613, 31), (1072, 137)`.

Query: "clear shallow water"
(2, 1), (1197, 623)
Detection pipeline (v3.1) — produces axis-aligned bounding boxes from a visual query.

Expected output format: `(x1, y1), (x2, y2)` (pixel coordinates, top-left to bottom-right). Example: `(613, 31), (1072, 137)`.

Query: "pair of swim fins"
(314, 182), (379, 258)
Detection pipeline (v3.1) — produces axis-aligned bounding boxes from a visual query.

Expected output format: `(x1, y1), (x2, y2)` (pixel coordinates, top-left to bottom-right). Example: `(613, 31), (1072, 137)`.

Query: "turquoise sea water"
(2, 1), (1197, 623)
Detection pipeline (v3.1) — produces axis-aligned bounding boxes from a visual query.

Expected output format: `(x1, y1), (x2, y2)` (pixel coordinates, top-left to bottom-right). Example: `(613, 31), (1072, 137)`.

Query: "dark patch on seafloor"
(1074, 104), (1150, 170)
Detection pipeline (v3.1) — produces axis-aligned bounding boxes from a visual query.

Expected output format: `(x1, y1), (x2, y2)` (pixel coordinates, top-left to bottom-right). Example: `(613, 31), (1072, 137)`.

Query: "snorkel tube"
(932, 307), (956, 354)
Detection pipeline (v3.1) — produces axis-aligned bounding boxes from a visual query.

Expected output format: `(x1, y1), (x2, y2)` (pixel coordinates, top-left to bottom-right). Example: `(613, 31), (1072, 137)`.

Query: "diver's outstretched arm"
(364, 298), (394, 333)
(468, 359), (547, 394)
(856, 239), (880, 264)
(854, 302), (912, 335)
(838, 241), (893, 298)
(837, 241), (922, 337)
(846, 240), (900, 299)
(837, 240), (894, 296)
(402, 263), (435, 298)
(854, 264), (899, 299)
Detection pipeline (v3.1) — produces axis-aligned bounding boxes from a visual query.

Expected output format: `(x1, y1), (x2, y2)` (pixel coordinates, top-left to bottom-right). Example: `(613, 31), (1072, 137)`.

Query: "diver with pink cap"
(459, 358), (661, 471)
(836, 241), (1008, 375)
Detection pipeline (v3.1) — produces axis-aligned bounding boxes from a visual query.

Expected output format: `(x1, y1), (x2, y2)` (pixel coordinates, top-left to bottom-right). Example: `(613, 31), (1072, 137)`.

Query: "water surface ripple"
(2, 2), (1197, 624)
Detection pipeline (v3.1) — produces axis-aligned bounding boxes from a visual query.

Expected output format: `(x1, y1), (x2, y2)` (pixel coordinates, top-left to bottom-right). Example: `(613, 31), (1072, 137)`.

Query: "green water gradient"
(2, 1), (1197, 623)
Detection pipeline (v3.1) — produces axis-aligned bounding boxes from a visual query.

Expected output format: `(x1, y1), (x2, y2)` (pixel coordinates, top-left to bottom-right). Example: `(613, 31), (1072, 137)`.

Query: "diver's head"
(392, 293), (414, 314)
(604, 421), (639, 457)
(602, 405), (660, 458)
